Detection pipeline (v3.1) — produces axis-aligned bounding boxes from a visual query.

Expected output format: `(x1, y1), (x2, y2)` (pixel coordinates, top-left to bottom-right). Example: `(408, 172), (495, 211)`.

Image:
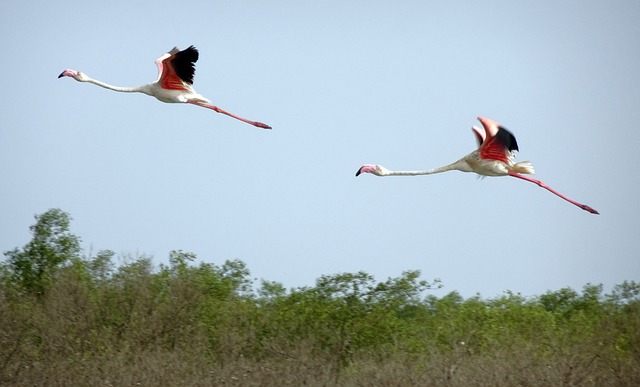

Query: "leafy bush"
(1, 209), (638, 385)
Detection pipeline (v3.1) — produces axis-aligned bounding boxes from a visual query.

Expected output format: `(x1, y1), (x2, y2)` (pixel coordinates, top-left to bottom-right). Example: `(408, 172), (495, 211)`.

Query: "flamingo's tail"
(512, 161), (534, 174)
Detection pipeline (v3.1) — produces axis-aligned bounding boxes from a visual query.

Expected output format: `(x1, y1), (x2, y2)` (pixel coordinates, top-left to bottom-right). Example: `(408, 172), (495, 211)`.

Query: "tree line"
(1, 209), (638, 385)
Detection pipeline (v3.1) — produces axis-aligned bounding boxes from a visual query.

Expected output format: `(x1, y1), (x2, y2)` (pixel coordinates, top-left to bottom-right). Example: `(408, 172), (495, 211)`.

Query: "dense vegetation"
(1, 209), (639, 386)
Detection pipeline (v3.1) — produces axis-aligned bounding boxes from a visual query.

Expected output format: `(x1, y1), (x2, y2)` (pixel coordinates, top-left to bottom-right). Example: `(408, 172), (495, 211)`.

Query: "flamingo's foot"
(254, 122), (272, 129)
(580, 205), (600, 215)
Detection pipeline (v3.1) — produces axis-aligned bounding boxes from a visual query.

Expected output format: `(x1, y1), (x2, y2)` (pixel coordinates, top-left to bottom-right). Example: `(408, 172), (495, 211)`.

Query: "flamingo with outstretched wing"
(356, 116), (598, 214)
(58, 46), (271, 129)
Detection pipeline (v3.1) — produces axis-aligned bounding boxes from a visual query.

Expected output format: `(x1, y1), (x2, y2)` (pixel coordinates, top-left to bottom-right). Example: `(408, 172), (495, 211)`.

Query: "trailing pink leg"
(508, 172), (599, 214)
(188, 101), (271, 129)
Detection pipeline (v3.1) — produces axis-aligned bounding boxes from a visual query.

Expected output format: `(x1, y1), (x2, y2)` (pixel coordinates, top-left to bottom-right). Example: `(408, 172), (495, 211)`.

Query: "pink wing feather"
(156, 48), (187, 90)
(476, 116), (518, 163)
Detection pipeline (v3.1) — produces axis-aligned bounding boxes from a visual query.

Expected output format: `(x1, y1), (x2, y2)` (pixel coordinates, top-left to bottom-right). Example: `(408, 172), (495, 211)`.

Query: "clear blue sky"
(1, 1), (638, 298)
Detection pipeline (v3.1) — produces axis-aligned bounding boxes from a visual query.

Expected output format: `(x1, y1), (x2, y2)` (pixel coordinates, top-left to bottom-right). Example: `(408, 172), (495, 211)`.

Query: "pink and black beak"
(58, 69), (77, 78)
(355, 164), (376, 176)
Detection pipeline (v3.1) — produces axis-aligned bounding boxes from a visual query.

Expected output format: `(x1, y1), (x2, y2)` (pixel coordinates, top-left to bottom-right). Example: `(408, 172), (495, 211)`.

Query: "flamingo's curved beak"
(355, 164), (376, 176)
(58, 69), (77, 78)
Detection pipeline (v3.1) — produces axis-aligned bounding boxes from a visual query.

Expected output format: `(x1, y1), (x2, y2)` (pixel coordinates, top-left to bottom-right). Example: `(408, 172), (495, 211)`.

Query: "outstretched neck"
(84, 77), (150, 94)
(382, 160), (469, 176)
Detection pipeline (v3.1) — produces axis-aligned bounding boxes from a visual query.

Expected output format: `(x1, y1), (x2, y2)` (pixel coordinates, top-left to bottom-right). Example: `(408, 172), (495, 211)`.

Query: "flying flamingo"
(58, 46), (271, 129)
(356, 116), (599, 214)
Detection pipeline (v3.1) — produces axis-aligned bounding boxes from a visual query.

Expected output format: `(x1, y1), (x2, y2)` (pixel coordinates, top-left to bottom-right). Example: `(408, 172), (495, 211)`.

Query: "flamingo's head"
(355, 164), (388, 177)
(58, 69), (89, 82)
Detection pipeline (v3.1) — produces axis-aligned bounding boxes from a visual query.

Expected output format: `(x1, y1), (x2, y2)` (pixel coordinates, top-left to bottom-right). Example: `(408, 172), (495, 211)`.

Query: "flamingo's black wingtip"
(496, 126), (519, 152)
